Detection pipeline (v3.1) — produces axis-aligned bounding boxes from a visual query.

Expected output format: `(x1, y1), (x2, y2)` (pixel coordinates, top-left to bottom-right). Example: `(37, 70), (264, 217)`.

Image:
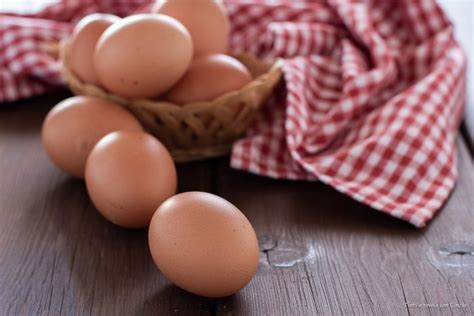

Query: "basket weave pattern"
(59, 42), (282, 162)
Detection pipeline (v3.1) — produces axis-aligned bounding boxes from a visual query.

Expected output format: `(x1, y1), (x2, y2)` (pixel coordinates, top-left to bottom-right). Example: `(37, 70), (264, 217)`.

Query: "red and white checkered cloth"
(0, 0), (466, 227)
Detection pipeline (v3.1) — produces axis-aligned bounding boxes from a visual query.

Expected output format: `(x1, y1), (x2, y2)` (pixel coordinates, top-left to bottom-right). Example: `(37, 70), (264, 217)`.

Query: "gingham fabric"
(0, 0), (466, 227)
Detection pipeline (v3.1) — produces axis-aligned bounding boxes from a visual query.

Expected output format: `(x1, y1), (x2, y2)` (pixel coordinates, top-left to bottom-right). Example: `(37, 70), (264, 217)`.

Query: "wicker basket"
(59, 41), (283, 162)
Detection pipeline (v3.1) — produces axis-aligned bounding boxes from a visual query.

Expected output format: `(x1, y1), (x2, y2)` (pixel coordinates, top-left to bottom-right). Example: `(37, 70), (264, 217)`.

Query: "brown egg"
(85, 131), (177, 228)
(165, 54), (252, 105)
(148, 192), (259, 297)
(67, 13), (120, 85)
(94, 14), (193, 98)
(42, 96), (142, 178)
(152, 0), (229, 56)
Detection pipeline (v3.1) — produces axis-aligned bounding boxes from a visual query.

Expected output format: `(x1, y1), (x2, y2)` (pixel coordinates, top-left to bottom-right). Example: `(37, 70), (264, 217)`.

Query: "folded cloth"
(0, 0), (466, 227)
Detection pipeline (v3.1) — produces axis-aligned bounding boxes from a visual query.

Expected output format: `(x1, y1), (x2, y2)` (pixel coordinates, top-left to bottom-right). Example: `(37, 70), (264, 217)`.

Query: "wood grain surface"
(0, 93), (473, 315)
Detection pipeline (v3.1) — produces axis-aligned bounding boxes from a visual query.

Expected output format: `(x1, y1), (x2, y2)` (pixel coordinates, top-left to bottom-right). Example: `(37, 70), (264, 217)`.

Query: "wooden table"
(0, 92), (473, 315)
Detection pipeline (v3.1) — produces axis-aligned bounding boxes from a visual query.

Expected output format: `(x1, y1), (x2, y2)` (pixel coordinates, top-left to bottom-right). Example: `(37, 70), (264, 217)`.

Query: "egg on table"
(152, 0), (230, 56)
(85, 131), (177, 228)
(67, 13), (120, 85)
(94, 14), (193, 98)
(165, 54), (252, 105)
(148, 192), (259, 297)
(42, 96), (142, 178)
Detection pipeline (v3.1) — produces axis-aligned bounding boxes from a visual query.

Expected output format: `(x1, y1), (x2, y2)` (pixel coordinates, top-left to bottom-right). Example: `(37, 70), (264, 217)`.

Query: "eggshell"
(152, 0), (229, 56)
(94, 14), (193, 98)
(165, 54), (252, 105)
(67, 13), (120, 85)
(148, 192), (259, 297)
(85, 131), (177, 228)
(42, 96), (143, 178)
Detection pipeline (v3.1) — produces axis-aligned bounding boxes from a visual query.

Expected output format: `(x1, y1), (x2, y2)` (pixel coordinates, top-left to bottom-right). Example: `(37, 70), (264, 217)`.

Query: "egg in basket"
(59, 2), (282, 162)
